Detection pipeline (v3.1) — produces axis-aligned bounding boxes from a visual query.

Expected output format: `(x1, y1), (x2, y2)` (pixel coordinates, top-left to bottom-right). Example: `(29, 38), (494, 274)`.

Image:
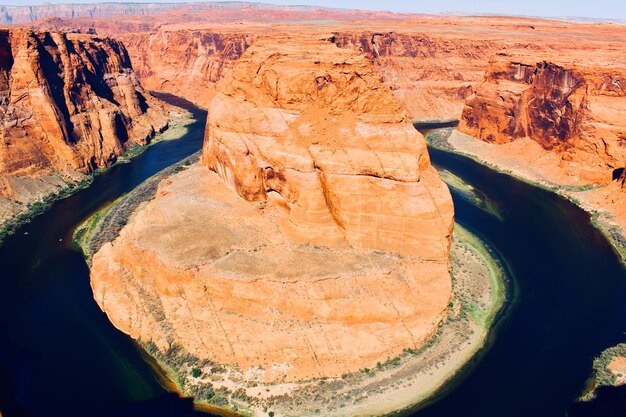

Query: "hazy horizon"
(0, 0), (625, 21)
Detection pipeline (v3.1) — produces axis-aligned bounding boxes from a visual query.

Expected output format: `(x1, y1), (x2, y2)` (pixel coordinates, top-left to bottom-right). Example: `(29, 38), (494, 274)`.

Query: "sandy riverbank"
(426, 127), (626, 266)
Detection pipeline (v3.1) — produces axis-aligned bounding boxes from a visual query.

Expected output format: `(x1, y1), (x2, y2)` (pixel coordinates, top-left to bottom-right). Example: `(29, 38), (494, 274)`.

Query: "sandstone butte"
(89, 35), (455, 386)
(0, 28), (171, 229)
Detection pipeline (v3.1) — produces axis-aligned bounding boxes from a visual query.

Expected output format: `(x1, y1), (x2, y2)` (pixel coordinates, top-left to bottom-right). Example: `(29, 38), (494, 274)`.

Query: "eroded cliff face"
(459, 59), (626, 184)
(90, 36), (454, 389)
(328, 31), (500, 121)
(0, 28), (170, 226)
(203, 37), (454, 258)
(118, 29), (250, 109)
(89, 28), (500, 121)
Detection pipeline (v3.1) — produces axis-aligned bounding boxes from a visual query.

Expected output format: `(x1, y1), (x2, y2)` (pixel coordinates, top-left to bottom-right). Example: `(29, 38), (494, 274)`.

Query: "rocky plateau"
(85, 15), (626, 246)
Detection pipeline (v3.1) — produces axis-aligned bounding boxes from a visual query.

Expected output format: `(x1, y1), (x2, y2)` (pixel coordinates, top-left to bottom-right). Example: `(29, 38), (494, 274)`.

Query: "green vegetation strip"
(0, 178), (92, 245)
(453, 224), (507, 328)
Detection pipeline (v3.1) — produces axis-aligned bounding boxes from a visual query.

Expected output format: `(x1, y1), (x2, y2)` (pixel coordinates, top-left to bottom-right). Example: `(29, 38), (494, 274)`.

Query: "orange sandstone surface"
(89, 35), (454, 390)
(459, 58), (626, 186)
(0, 28), (172, 228)
(118, 29), (250, 109)
(202, 36), (453, 258)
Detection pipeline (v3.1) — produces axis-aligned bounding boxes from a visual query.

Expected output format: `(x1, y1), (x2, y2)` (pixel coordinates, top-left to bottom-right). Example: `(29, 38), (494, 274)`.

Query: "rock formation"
(459, 59), (626, 185)
(118, 29), (251, 109)
(33, 16), (619, 127)
(328, 31), (494, 122)
(203, 37), (454, 258)
(110, 28), (500, 121)
(451, 56), (626, 253)
(0, 28), (170, 228)
(89, 36), (454, 389)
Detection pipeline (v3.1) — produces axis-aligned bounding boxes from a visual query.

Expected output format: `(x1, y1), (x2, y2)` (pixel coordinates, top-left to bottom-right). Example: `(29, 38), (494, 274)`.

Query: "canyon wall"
(90, 36), (454, 390)
(459, 59), (626, 184)
(118, 29), (251, 109)
(0, 28), (170, 227)
(328, 31), (497, 121)
(25, 19), (561, 124)
(117, 28), (502, 121)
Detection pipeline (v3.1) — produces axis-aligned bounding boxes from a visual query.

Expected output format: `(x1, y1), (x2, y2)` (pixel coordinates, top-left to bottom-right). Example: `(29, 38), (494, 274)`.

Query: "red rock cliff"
(0, 28), (169, 225)
(459, 59), (626, 184)
(328, 31), (500, 121)
(203, 36), (454, 258)
(118, 28), (250, 109)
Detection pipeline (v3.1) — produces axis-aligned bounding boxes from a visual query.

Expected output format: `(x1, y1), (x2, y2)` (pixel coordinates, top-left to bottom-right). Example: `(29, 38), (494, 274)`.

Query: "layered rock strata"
(118, 29), (250, 109)
(446, 57), (626, 260)
(114, 28), (500, 121)
(328, 31), (496, 122)
(0, 28), (170, 227)
(459, 59), (626, 185)
(203, 37), (454, 258)
(90, 37), (454, 388)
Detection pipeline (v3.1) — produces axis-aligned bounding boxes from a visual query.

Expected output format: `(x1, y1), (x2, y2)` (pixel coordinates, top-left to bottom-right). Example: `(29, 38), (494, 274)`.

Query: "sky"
(2, 0), (626, 21)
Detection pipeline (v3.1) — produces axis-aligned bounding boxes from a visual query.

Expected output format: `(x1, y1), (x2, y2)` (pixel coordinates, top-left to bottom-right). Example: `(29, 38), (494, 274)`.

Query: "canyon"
(453, 52), (626, 260)
(0, 28), (176, 236)
(1, 3), (626, 416)
(89, 15), (626, 257)
(458, 55), (626, 183)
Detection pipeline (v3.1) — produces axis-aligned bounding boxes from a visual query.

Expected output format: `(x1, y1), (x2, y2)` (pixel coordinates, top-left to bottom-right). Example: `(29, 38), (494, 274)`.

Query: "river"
(0, 110), (625, 416)
(0, 94), (211, 417)
(409, 125), (626, 417)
